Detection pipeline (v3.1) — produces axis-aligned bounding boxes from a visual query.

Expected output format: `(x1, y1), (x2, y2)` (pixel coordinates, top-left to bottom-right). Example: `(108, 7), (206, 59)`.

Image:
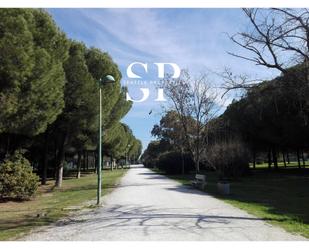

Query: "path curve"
(24, 165), (306, 241)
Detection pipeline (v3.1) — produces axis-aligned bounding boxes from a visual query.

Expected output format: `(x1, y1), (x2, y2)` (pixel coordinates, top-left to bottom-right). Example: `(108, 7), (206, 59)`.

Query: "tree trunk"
(287, 152), (290, 164)
(301, 150), (306, 167)
(94, 152), (97, 173)
(267, 149), (272, 169)
(196, 157), (200, 173)
(55, 133), (66, 188)
(76, 152), (82, 179)
(296, 149), (301, 168)
(55, 159), (64, 188)
(111, 156), (113, 171)
(272, 148), (278, 170)
(41, 132), (49, 185)
(83, 150), (86, 172)
(86, 151), (89, 171)
(181, 148), (185, 175)
(93, 152), (96, 170)
(53, 139), (58, 180)
(252, 149), (256, 169)
(282, 151), (287, 168)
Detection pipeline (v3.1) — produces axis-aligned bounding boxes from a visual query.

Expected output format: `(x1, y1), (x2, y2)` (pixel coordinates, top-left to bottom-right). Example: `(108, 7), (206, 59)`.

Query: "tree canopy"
(0, 9), (142, 188)
(0, 9), (68, 137)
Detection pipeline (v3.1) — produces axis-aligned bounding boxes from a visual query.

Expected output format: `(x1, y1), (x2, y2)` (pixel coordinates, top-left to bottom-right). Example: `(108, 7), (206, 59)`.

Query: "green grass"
(0, 169), (127, 241)
(249, 160), (309, 169)
(154, 168), (309, 238)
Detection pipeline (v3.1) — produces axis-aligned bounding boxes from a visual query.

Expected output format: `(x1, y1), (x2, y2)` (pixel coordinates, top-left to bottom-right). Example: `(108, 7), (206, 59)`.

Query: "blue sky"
(48, 8), (279, 152)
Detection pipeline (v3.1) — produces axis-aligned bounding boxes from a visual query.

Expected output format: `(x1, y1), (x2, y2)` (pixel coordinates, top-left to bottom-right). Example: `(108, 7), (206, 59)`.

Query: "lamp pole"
(127, 144), (132, 168)
(97, 75), (115, 205)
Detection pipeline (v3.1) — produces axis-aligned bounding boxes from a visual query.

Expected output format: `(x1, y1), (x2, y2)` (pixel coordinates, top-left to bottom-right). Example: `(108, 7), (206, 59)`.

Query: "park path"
(24, 165), (306, 241)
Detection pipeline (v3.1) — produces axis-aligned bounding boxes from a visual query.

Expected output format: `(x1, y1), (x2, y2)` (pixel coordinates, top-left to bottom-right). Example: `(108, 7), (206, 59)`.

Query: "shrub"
(207, 140), (249, 180)
(143, 159), (157, 169)
(0, 151), (39, 200)
(157, 150), (195, 175)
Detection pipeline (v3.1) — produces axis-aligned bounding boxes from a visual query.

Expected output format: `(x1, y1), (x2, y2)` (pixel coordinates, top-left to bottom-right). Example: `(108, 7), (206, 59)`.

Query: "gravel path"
(24, 165), (306, 241)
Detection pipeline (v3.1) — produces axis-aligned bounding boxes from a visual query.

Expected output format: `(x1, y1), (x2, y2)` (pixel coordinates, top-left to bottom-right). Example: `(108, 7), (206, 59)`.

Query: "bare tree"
(162, 70), (218, 173)
(220, 67), (264, 97)
(224, 8), (309, 92)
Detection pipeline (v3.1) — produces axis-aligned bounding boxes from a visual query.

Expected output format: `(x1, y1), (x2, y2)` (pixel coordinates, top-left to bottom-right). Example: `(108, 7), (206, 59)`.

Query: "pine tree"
(0, 9), (68, 154)
(51, 41), (98, 187)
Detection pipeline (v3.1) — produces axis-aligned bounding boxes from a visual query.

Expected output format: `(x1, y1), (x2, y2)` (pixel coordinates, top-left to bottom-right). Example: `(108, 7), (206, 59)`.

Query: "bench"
(192, 174), (206, 190)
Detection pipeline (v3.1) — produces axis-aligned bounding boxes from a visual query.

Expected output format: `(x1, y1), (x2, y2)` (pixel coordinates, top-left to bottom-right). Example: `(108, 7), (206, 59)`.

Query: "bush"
(157, 151), (195, 175)
(207, 140), (249, 180)
(143, 160), (157, 169)
(0, 152), (39, 200)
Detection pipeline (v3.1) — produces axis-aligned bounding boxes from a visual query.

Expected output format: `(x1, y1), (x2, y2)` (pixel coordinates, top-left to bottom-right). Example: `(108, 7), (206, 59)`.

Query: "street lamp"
(97, 74), (115, 205)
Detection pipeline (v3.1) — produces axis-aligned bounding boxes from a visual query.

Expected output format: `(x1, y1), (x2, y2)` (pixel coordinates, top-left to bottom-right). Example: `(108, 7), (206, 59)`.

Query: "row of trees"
(0, 9), (142, 192)
(221, 64), (309, 169)
(143, 64), (309, 176)
(221, 8), (309, 169)
(142, 8), (309, 177)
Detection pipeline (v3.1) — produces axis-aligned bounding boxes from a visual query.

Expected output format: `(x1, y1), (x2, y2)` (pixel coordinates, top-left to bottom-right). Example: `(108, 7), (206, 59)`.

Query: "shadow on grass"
(0, 214), (60, 241)
(55, 183), (118, 193)
(154, 167), (309, 238)
(0, 170), (128, 240)
(0, 197), (31, 203)
(203, 170), (309, 230)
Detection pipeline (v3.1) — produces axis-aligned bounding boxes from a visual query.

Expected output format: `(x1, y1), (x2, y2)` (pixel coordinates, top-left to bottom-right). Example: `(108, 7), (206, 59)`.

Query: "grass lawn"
(153, 167), (309, 239)
(0, 169), (127, 241)
(250, 161), (309, 169)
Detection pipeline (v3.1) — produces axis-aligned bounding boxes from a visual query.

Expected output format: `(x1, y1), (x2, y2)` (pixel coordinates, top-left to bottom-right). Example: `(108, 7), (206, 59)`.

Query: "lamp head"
(100, 75), (115, 85)
(101, 74), (116, 83)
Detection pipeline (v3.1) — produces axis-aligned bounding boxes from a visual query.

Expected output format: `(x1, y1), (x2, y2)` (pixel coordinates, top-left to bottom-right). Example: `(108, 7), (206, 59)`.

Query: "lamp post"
(97, 75), (115, 205)
(126, 144), (131, 168)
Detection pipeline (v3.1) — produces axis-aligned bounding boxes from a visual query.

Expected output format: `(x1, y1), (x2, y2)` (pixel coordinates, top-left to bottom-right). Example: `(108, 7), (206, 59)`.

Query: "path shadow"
(52, 204), (288, 234)
(164, 185), (211, 196)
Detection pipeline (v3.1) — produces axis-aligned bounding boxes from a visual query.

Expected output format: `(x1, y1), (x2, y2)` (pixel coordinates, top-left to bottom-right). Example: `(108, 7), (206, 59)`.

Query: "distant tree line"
(142, 63), (309, 177)
(0, 9), (142, 196)
(142, 8), (309, 178)
(220, 64), (309, 169)
(221, 8), (309, 170)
